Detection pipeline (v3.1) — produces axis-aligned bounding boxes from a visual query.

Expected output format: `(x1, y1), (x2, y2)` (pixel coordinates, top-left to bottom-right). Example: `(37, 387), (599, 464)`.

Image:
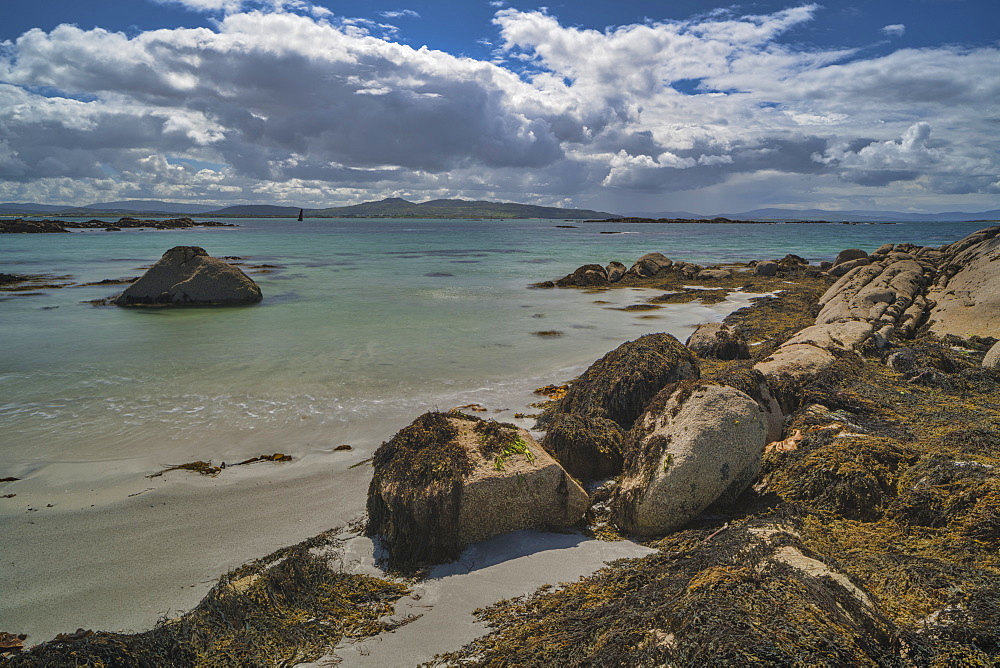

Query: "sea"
(0, 217), (988, 504)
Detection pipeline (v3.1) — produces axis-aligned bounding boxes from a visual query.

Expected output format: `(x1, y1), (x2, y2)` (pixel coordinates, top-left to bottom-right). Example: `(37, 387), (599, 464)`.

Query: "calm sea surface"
(0, 217), (986, 498)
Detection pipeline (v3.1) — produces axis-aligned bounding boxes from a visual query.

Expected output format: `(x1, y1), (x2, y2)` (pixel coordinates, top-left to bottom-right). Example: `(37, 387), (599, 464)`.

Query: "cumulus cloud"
(152, 0), (243, 13)
(0, 5), (996, 210)
(881, 24), (905, 38)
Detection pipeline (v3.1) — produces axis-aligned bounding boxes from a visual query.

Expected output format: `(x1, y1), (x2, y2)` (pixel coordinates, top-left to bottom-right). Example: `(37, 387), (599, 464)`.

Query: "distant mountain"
(0, 203), (68, 214)
(85, 200), (219, 214)
(309, 197), (618, 219)
(206, 205), (302, 216)
(627, 207), (1000, 222)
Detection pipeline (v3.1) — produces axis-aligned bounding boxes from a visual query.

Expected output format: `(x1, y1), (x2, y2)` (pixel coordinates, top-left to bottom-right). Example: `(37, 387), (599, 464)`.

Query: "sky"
(0, 1), (998, 214)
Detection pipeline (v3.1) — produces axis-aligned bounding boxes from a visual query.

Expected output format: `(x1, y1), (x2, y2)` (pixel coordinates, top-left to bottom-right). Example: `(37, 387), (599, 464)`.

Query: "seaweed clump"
(366, 412), (475, 570)
(8, 530), (408, 667)
(538, 333), (698, 481)
(426, 519), (912, 667)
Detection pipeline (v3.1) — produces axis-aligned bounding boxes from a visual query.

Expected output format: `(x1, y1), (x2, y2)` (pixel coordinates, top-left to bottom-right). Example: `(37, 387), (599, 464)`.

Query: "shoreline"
(0, 227), (996, 665)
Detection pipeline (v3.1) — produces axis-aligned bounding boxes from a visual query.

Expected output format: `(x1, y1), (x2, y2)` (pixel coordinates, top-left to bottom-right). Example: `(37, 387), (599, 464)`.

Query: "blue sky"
(0, 0), (997, 213)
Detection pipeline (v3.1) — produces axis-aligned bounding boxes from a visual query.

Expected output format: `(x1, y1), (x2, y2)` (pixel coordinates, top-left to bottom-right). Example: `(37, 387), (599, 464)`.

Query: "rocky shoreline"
(0, 217), (234, 233)
(5, 227), (1000, 665)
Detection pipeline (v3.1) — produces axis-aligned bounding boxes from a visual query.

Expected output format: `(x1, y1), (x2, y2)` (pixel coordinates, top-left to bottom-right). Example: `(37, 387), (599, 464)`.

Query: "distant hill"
(628, 208), (1000, 222)
(308, 198), (618, 219)
(85, 200), (219, 214)
(206, 205), (302, 216)
(0, 203), (68, 214)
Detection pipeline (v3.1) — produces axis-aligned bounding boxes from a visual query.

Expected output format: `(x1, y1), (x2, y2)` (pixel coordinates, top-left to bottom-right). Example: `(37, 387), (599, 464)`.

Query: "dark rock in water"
(0, 219), (70, 233)
(606, 261), (627, 283)
(686, 322), (750, 360)
(113, 246), (263, 306)
(538, 333), (699, 481)
(627, 252), (672, 278)
(366, 412), (587, 569)
(555, 264), (608, 287)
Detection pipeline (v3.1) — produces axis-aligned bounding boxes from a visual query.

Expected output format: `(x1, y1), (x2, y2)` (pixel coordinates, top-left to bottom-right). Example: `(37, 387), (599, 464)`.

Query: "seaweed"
(366, 412), (474, 570)
(8, 530), (409, 667)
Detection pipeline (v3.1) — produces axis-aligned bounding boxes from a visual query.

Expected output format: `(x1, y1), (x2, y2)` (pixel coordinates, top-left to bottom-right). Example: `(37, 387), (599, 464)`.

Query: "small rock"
(686, 322), (750, 360)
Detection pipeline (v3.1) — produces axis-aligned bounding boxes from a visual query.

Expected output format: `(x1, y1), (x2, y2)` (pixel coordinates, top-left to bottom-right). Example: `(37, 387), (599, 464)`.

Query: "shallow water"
(0, 217), (985, 503)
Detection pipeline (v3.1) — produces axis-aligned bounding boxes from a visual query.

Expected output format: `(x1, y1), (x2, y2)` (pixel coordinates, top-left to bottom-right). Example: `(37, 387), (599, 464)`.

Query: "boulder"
(754, 261), (778, 277)
(367, 412), (589, 568)
(874, 243), (895, 256)
(696, 268), (731, 280)
(555, 264), (609, 287)
(614, 384), (767, 536)
(754, 343), (837, 389)
(114, 247), (262, 306)
(926, 226), (1000, 338)
(834, 248), (869, 266)
(819, 260), (833, 271)
(686, 322), (750, 360)
(539, 333), (699, 481)
(627, 252), (672, 278)
(606, 261), (627, 283)
(982, 341), (1000, 370)
(828, 257), (870, 277)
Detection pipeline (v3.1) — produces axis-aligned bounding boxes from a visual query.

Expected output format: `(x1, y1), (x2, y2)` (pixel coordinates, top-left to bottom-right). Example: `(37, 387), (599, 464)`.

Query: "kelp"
(366, 412), (474, 570)
(537, 333), (698, 482)
(8, 530), (409, 667)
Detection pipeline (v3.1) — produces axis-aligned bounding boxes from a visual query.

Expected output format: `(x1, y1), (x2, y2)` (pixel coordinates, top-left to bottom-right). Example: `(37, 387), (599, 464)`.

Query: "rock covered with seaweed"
(366, 412), (588, 569)
(113, 246), (262, 306)
(535, 333), (699, 482)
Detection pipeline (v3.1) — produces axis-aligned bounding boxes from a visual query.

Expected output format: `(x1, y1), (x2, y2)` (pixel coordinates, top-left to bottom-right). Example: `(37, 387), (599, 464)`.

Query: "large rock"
(614, 384), (767, 536)
(539, 333), (699, 481)
(627, 252), (672, 278)
(367, 412), (588, 568)
(114, 246), (262, 306)
(833, 248), (869, 266)
(926, 226), (1000, 338)
(685, 322), (750, 360)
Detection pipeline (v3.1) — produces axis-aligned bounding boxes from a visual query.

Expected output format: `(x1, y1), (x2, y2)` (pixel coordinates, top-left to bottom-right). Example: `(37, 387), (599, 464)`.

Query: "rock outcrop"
(539, 333), (699, 482)
(926, 226), (1000, 338)
(114, 246), (263, 306)
(753, 260), (778, 277)
(685, 322), (750, 360)
(367, 412), (588, 568)
(614, 384), (767, 536)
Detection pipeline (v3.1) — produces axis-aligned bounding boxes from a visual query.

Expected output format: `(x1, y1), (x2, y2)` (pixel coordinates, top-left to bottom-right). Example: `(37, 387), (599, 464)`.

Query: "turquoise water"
(0, 218), (986, 496)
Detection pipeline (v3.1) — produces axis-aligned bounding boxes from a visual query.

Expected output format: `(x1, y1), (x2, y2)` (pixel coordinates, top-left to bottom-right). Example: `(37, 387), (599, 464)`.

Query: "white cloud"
(0, 6), (996, 211)
(881, 24), (905, 38)
(152, 0), (243, 13)
(379, 9), (420, 19)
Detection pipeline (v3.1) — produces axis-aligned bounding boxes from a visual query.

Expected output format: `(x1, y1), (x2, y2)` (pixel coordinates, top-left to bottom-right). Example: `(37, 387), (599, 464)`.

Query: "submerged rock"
(366, 412), (588, 568)
(614, 384), (767, 536)
(538, 333), (699, 482)
(114, 246), (262, 306)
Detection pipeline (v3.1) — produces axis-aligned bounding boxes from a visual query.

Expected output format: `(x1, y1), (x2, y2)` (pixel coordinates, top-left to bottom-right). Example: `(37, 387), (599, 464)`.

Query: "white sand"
(0, 455), (371, 643)
(327, 531), (655, 667)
